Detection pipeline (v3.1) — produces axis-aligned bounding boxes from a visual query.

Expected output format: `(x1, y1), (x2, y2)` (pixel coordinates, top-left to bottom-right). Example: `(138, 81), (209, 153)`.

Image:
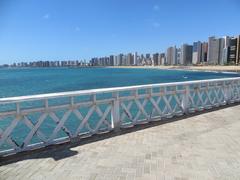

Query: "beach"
(107, 65), (240, 72)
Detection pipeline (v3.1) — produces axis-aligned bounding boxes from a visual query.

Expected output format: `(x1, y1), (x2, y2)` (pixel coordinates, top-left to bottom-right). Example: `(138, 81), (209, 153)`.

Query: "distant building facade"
(201, 42), (208, 63)
(207, 37), (220, 65)
(176, 48), (181, 65)
(5, 34), (240, 68)
(109, 55), (114, 66)
(228, 37), (238, 64)
(166, 46), (177, 65)
(218, 38), (225, 65)
(134, 52), (138, 65)
(192, 41), (202, 64)
(221, 36), (230, 65)
(180, 44), (193, 65)
(237, 35), (240, 65)
(153, 53), (160, 66)
(160, 53), (166, 65)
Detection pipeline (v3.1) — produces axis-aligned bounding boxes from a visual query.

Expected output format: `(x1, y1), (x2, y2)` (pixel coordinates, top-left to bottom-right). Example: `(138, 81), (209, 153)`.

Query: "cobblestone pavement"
(1, 105), (240, 180)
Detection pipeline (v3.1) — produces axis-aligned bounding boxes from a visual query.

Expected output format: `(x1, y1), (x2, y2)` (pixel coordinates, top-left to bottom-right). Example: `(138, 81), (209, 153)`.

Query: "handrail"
(0, 77), (240, 156)
(1, 77), (240, 104)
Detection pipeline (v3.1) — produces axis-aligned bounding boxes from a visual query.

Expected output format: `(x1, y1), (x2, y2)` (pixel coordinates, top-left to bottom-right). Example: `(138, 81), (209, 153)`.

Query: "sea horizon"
(1, 67), (240, 98)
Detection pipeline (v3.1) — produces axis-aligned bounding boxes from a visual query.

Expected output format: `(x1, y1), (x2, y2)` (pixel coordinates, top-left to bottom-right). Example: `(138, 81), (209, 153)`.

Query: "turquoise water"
(0, 67), (240, 152)
(0, 67), (240, 98)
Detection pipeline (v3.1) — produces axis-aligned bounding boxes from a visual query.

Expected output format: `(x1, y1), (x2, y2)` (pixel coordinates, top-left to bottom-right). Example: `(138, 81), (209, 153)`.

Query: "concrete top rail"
(1, 77), (240, 104)
(0, 76), (240, 157)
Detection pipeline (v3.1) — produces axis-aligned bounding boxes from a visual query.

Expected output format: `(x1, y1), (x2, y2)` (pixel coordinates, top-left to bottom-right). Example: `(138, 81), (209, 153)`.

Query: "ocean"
(1, 67), (240, 152)
(0, 67), (240, 98)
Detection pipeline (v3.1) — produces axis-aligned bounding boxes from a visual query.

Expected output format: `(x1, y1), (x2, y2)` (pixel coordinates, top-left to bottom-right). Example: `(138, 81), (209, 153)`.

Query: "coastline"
(106, 65), (240, 73)
(1, 65), (240, 73)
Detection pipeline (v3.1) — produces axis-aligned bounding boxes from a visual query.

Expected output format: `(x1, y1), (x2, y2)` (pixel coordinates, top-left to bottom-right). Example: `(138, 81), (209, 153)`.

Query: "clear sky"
(0, 0), (240, 64)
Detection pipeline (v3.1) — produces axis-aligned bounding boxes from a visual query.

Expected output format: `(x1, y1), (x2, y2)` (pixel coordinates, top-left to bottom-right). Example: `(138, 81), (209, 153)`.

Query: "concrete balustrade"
(0, 77), (240, 156)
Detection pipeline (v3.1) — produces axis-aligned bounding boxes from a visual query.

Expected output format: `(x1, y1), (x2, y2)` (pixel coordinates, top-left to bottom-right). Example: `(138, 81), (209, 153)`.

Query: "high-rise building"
(128, 53), (134, 65)
(159, 53), (166, 65)
(139, 54), (145, 65)
(122, 55), (127, 66)
(166, 48), (171, 65)
(146, 53), (151, 59)
(218, 38), (226, 65)
(113, 56), (118, 66)
(126, 54), (130, 65)
(228, 37), (238, 64)
(201, 42), (208, 63)
(85, 34), (240, 67)
(134, 52), (138, 65)
(237, 35), (240, 65)
(220, 36), (230, 65)
(192, 41), (202, 64)
(176, 48), (181, 64)
(145, 53), (152, 65)
(99, 57), (104, 66)
(117, 54), (123, 66)
(207, 36), (220, 65)
(109, 55), (114, 66)
(166, 46), (177, 65)
(153, 53), (159, 66)
(180, 44), (193, 65)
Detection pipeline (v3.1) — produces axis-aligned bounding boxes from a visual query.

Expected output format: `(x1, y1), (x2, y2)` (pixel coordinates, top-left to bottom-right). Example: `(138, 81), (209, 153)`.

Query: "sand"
(106, 65), (240, 72)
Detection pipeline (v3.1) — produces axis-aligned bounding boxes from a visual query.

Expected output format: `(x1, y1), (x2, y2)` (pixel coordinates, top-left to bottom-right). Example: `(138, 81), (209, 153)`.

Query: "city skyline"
(2, 33), (240, 67)
(0, 32), (240, 67)
(0, 0), (240, 64)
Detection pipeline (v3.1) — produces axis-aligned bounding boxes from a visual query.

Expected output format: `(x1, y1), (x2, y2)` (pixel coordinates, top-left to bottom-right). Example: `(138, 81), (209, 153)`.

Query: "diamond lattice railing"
(0, 77), (240, 156)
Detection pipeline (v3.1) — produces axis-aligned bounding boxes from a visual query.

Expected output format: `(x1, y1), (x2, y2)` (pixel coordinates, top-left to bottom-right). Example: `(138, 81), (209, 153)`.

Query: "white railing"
(0, 77), (240, 156)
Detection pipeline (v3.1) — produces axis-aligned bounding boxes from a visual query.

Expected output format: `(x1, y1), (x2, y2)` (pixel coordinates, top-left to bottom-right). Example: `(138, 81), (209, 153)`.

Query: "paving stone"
(1, 105), (240, 180)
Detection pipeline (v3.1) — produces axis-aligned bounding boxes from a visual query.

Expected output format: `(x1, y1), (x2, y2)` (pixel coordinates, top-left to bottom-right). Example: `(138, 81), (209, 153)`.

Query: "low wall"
(0, 77), (240, 156)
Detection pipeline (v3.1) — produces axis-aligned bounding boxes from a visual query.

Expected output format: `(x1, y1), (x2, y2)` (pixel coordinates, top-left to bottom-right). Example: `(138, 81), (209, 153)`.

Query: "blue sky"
(0, 0), (240, 64)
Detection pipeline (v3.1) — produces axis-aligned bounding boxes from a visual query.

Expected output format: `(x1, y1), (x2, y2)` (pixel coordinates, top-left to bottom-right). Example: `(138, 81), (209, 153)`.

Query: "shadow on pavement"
(1, 102), (239, 166)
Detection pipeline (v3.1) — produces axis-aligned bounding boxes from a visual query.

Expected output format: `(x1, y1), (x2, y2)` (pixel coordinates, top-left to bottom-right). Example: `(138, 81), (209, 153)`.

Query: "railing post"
(70, 96), (74, 107)
(237, 80), (240, 101)
(224, 81), (231, 104)
(16, 102), (21, 119)
(182, 85), (190, 114)
(16, 102), (20, 114)
(112, 92), (120, 132)
(44, 99), (49, 114)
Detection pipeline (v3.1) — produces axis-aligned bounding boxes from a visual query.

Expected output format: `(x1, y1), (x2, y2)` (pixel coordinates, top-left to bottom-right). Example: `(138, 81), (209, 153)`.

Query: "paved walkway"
(1, 105), (240, 180)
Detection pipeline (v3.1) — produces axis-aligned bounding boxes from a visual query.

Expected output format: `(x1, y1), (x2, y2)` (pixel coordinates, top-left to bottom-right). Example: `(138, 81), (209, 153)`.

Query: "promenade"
(1, 104), (240, 180)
